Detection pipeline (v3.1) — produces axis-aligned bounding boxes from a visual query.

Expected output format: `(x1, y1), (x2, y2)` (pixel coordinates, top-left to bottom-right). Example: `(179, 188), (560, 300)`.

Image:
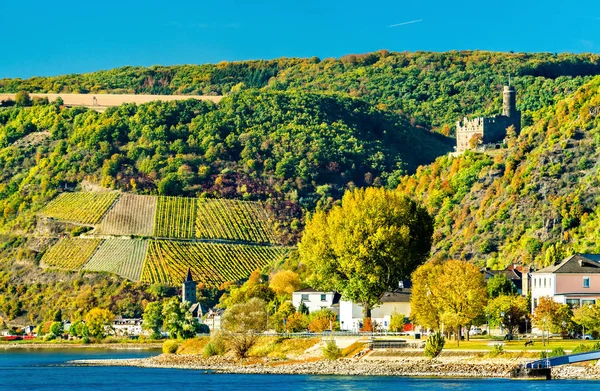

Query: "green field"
(39, 192), (119, 224)
(82, 239), (148, 281)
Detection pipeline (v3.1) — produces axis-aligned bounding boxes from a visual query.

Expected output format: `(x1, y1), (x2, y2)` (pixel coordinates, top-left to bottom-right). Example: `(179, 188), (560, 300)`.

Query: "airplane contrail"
(388, 19), (423, 28)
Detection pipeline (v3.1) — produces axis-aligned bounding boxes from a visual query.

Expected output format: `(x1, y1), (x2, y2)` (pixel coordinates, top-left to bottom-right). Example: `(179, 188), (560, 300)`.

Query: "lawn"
(445, 337), (599, 352)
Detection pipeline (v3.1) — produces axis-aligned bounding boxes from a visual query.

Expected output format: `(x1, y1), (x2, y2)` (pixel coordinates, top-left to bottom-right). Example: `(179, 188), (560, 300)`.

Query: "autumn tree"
(389, 310), (406, 332)
(269, 270), (300, 298)
(307, 309), (338, 332)
(469, 133), (483, 149)
(300, 187), (433, 317)
(162, 298), (200, 339)
(486, 294), (529, 335)
(410, 261), (443, 330)
(532, 297), (560, 345)
(85, 308), (114, 338)
(221, 298), (268, 358)
(411, 260), (487, 345)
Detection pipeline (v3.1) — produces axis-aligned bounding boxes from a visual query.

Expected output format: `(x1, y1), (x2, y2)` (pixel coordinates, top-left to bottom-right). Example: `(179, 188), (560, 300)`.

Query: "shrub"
(490, 343), (504, 356)
(162, 340), (180, 354)
(424, 332), (445, 359)
(203, 334), (226, 357)
(549, 347), (565, 357)
(592, 341), (600, 351)
(360, 318), (373, 332)
(322, 339), (342, 360)
(572, 344), (591, 354)
(81, 336), (90, 344)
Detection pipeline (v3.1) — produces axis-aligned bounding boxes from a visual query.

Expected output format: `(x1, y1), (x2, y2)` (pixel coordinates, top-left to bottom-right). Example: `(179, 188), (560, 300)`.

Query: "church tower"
(182, 268), (197, 303)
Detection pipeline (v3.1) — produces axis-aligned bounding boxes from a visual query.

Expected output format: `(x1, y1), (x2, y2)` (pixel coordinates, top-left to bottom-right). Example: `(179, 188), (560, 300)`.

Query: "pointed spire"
(185, 268), (193, 283)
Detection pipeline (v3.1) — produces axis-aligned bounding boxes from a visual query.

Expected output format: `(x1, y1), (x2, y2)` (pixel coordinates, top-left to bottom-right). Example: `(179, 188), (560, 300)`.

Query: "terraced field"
(96, 194), (157, 236)
(154, 196), (197, 238)
(83, 239), (148, 281)
(40, 237), (102, 269)
(140, 240), (290, 286)
(196, 199), (278, 244)
(39, 192), (119, 224)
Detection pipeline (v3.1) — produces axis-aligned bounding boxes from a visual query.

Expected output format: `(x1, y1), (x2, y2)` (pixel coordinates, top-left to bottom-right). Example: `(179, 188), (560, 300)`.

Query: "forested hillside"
(397, 76), (600, 268)
(0, 89), (449, 241)
(2, 51), (599, 133)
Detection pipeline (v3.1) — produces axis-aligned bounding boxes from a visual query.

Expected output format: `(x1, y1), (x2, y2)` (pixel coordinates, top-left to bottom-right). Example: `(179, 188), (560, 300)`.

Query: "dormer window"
(583, 277), (590, 288)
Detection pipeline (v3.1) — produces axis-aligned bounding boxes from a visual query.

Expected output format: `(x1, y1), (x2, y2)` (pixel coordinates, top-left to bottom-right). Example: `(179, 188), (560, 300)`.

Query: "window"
(544, 278), (546, 288)
(566, 298), (580, 308)
(320, 294), (327, 301)
(582, 299), (596, 306)
(301, 294), (309, 301)
(534, 278), (537, 288)
(583, 277), (590, 288)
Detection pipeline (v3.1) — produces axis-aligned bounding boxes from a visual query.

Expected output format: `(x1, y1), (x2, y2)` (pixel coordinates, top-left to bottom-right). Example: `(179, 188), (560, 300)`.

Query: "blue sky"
(1, 0), (599, 78)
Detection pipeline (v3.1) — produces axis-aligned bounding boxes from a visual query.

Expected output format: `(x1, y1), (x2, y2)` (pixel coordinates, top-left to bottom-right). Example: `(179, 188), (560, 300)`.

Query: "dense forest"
(1, 50), (600, 325)
(2, 51), (600, 133)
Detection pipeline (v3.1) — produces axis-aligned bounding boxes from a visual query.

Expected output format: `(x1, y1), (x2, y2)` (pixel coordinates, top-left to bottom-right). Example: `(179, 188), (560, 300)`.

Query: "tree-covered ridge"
(397, 75), (600, 267)
(2, 51), (599, 132)
(0, 90), (449, 240)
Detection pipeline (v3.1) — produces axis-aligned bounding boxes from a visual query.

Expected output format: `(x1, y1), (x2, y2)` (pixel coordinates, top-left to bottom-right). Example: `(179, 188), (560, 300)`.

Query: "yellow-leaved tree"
(411, 260), (487, 346)
(299, 187), (434, 318)
(269, 270), (300, 298)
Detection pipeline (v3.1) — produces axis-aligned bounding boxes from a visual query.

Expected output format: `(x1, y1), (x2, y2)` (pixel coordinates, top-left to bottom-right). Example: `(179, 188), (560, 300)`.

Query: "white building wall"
(292, 291), (338, 314)
(339, 300), (411, 331)
(530, 273), (557, 310)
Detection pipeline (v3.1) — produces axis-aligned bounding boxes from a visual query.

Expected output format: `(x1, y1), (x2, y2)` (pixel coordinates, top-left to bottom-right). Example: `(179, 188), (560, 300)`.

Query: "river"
(1, 349), (599, 390)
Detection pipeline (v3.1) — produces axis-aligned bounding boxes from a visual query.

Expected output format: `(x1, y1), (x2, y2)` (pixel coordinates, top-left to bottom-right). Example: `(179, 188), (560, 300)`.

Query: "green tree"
(486, 294), (529, 335)
(221, 298), (268, 358)
(572, 304), (600, 336)
(161, 298), (200, 339)
(15, 91), (32, 107)
(49, 321), (64, 337)
(487, 274), (518, 299)
(85, 308), (114, 338)
(300, 187), (433, 317)
(142, 301), (164, 339)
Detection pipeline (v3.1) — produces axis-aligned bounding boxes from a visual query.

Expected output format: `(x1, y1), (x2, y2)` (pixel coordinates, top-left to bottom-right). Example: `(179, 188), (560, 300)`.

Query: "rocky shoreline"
(67, 352), (600, 379)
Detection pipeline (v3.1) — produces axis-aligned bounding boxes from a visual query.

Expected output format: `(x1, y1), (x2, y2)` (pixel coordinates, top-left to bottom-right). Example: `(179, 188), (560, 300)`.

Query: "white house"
(339, 290), (412, 332)
(205, 308), (224, 331)
(112, 318), (143, 337)
(292, 288), (341, 315)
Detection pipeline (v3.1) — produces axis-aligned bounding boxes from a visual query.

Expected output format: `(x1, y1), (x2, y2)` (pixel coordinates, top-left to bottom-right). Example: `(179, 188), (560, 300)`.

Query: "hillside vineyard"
(37, 191), (291, 286)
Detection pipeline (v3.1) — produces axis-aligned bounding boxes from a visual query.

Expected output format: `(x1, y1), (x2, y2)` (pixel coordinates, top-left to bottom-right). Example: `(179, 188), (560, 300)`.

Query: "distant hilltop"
(0, 93), (222, 112)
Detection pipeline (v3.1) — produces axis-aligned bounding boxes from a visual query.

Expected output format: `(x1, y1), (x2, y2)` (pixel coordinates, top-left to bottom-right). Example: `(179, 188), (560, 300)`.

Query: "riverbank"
(0, 342), (162, 350)
(69, 350), (600, 379)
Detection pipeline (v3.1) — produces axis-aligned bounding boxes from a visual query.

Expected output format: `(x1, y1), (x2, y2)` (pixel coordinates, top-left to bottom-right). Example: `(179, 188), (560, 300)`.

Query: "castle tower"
(182, 268), (197, 303)
(502, 85), (517, 119)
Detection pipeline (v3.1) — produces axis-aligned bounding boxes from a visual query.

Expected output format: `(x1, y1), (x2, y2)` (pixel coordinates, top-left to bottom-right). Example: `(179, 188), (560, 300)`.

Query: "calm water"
(1, 349), (599, 390)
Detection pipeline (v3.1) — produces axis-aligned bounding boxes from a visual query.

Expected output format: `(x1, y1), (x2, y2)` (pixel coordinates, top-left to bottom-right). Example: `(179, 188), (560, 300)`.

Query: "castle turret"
(182, 268), (197, 303)
(502, 85), (517, 119)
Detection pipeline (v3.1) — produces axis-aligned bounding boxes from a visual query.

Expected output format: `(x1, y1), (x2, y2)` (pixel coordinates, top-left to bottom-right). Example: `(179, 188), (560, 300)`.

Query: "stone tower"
(502, 85), (519, 130)
(182, 268), (197, 303)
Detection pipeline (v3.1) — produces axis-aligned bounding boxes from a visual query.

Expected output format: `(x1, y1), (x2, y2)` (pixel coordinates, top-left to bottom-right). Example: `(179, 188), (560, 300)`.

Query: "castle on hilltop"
(455, 85), (521, 152)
